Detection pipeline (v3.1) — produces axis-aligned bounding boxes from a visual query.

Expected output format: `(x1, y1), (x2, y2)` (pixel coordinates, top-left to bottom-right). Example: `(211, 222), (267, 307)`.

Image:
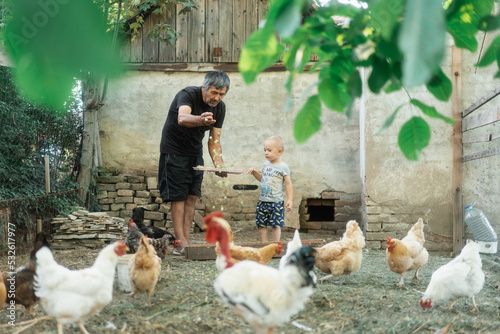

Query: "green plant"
(239, 0), (494, 160)
(0, 66), (83, 228)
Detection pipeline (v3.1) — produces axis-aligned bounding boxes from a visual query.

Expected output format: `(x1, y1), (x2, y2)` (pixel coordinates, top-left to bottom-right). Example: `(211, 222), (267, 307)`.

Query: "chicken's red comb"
(419, 299), (432, 309)
(128, 219), (136, 230)
(386, 236), (392, 243)
(203, 211), (225, 225)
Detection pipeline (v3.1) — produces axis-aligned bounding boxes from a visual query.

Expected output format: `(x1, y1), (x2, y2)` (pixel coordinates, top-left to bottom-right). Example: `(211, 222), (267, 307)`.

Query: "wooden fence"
(461, 88), (500, 162)
(121, 0), (270, 64)
(120, 0), (318, 68)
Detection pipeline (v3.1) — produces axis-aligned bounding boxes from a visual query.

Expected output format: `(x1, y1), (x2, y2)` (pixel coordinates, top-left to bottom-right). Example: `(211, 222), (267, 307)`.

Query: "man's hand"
(215, 167), (228, 178)
(201, 112), (216, 126)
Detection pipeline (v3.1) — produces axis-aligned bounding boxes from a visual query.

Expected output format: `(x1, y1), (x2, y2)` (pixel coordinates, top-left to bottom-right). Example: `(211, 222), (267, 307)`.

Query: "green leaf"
(410, 99), (455, 124)
(348, 70), (362, 98)
(130, 22), (142, 30)
(478, 15), (500, 32)
(476, 35), (500, 67)
(398, 117), (431, 161)
(398, 0), (446, 87)
(282, 32), (311, 72)
(425, 68), (452, 101)
(368, 56), (390, 93)
(384, 61), (403, 93)
(385, 80), (402, 93)
(377, 104), (404, 134)
(370, 0), (406, 40)
(275, 0), (303, 39)
(239, 26), (285, 84)
(445, 0), (493, 51)
(447, 18), (478, 52)
(328, 56), (355, 83)
(3, 0), (122, 108)
(471, 0), (494, 21)
(294, 95), (322, 143)
(318, 77), (350, 112)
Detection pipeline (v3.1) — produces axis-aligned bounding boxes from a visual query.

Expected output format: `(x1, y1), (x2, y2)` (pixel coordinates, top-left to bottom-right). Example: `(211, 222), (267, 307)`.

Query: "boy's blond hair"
(266, 135), (285, 151)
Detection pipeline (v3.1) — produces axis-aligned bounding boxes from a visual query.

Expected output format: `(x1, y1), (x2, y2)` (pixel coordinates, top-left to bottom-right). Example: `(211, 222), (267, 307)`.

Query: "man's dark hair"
(203, 71), (230, 93)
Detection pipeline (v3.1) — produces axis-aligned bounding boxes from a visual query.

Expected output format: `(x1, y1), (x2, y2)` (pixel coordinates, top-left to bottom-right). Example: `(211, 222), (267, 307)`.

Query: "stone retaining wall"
(96, 169), (364, 240)
(50, 208), (127, 249)
(96, 169), (177, 229)
(365, 197), (453, 251)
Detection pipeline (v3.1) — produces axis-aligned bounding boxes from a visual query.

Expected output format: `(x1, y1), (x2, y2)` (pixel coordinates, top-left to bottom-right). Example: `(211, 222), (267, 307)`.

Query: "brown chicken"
(314, 220), (365, 281)
(209, 212), (284, 271)
(129, 235), (162, 304)
(2, 234), (49, 314)
(386, 218), (429, 286)
(0, 271), (6, 308)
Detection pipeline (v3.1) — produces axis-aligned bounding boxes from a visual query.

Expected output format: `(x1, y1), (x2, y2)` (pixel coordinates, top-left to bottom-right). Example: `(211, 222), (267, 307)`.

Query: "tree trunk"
(77, 79), (102, 210)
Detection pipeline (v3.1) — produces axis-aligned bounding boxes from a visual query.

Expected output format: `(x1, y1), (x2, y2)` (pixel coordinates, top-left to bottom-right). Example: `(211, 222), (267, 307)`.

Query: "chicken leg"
(410, 269), (420, 284)
(57, 322), (63, 334)
(441, 299), (457, 310)
(397, 275), (406, 287)
(471, 296), (479, 312)
(76, 321), (90, 334)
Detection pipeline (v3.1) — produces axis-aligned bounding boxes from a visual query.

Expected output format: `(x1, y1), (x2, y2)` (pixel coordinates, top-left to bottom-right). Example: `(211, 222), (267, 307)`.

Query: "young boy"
(248, 136), (293, 242)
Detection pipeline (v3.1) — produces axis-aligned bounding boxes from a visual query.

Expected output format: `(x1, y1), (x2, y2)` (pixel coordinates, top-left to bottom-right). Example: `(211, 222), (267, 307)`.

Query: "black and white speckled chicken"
(132, 207), (175, 240)
(125, 220), (180, 259)
(125, 220), (144, 254)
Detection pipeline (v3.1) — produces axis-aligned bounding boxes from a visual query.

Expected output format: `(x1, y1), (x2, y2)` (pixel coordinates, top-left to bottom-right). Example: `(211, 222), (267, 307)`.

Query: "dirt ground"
(1, 229), (499, 334)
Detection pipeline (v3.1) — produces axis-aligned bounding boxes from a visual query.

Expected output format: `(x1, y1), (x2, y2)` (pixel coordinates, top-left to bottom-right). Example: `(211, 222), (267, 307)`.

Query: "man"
(158, 71), (230, 254)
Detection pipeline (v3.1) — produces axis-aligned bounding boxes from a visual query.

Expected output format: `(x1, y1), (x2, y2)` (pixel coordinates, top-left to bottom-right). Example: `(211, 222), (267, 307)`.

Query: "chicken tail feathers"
(30, 234), (50, 264)
(408, 218), (425, 244)
(132, 207), (145, 223)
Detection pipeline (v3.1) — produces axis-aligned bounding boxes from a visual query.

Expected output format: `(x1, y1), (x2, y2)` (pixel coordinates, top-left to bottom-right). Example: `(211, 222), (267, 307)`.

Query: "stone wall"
(96, 169), (179, 230)
(365, 198), (453, 252)
(300, 190), (362, 237)
(96, 170), (363, 239)
(50, 208), (128, 249)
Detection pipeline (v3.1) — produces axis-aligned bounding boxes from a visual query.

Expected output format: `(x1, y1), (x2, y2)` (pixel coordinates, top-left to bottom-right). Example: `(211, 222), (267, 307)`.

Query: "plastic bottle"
(464, 202), (498, 253)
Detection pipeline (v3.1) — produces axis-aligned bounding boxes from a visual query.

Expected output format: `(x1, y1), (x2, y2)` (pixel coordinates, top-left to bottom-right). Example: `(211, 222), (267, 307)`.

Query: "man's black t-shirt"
(160, 86), (226, 156)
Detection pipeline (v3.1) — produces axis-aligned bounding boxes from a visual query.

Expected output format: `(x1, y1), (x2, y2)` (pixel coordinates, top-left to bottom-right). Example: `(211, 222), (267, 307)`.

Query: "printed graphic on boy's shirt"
(261, 175), (281, 198)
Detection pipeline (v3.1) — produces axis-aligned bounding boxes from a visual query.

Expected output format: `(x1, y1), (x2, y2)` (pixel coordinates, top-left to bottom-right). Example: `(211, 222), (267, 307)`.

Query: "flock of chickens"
(0, 209), (486, 334)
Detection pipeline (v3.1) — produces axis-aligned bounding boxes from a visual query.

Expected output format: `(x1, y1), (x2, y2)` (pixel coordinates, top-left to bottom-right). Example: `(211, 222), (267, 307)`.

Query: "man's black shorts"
(158, 153), (204, 202)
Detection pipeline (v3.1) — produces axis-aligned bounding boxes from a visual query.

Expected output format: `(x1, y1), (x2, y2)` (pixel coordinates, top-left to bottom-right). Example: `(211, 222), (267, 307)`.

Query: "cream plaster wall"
(98, 71), (362, 206)
(99, 34), (500, 249)
(363, 34), (500, 247)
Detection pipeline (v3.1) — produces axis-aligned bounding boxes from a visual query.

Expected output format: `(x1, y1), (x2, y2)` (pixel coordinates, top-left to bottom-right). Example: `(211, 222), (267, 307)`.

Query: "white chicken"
(204, 212), (316, 334)
(279, 228), (302, 270)
(420, 240), (485, 311)
(34, 240), (128, 334)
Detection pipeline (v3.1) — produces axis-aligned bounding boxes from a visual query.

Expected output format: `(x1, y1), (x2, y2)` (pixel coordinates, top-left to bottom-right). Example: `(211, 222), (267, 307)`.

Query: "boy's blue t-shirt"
(259, 161), (290, 202)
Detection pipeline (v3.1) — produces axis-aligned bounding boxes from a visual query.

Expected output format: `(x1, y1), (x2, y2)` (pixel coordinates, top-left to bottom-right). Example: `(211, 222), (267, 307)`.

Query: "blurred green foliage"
(239, 0), (497, 160)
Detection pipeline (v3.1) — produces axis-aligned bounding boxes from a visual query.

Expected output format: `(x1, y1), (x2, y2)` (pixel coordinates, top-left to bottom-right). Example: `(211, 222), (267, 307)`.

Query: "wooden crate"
(184, 239), (326, 260)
